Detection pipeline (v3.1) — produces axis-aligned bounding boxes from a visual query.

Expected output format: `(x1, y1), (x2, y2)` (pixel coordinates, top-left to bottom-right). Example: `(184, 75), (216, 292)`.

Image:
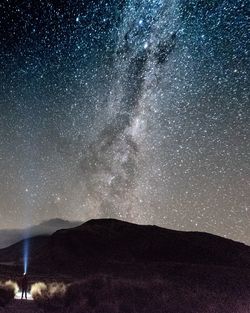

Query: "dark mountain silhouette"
(0, 236), (49, 265)
(0, 219), (249, 313)
(0, 218), (81, 249)
(0, 219), (249, 275)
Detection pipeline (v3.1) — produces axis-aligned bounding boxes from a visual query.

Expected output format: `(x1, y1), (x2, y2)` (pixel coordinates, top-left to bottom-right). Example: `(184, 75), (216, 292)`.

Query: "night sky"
(0, 0), (249, 245)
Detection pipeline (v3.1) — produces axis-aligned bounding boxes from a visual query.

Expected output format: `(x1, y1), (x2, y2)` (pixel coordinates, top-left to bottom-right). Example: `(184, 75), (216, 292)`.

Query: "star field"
(0, 0), (249, 245)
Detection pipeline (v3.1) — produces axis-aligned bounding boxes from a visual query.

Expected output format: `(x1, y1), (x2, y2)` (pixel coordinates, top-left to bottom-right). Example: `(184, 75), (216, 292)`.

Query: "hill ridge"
(0, 219), (249, 275)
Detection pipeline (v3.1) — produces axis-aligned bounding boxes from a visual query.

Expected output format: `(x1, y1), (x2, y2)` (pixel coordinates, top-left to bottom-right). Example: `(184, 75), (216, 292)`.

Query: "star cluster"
(0, 0), (249, 244)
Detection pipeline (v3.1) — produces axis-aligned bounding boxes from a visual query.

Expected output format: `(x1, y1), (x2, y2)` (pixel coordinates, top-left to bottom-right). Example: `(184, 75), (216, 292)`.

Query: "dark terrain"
(1, 219), (249, 270)
(0, 219), (249, 312)
(0, 219), (81, 249)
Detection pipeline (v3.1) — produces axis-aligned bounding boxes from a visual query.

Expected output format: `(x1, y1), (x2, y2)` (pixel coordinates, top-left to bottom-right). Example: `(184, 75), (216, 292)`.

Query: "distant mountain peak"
(0, 218), (82, 249)
(39, 218), (79, 227)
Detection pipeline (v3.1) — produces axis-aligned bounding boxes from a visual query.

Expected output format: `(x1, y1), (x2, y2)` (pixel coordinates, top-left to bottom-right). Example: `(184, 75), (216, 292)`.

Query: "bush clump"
(63, 274), (250, 313)
(31, 282), (67, 312)
(29, 273), (250, 313)
(0, 280), (17, 307)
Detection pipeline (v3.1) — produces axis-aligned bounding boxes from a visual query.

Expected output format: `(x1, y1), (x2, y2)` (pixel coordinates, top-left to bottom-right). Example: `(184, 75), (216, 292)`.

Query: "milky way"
(0, 0), (249, 244)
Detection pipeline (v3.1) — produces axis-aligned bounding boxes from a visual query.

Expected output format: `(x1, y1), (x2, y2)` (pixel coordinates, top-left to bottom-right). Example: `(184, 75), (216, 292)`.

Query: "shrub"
(30, 282), (47, 299)
(63, 274), (250, 313)
(63, 276), (169, 313)
(31, 282), (67, 312)
(4, 280), (19, 295)
(29, 272), (250, 313)
(0, 281), (17, 307)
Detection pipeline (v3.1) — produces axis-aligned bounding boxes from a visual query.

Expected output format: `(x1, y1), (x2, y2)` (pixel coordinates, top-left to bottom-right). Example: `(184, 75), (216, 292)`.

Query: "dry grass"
(28, 273), (250, 313)
(31, 282), (67, 311)
(0, 280), (17, 307)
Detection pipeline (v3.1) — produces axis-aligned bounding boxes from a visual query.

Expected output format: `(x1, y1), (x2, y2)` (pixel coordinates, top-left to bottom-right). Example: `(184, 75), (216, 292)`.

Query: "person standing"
(21, 273), (28, 299)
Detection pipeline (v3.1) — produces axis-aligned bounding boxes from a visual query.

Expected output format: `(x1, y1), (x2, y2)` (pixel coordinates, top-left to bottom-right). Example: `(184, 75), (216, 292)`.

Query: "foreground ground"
(0, 261), (250, 313)
(0, 299), (38, 313)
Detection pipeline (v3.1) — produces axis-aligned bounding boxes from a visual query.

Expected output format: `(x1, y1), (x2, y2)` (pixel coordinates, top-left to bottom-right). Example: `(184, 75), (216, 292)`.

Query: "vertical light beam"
(23, 238), (29, 274)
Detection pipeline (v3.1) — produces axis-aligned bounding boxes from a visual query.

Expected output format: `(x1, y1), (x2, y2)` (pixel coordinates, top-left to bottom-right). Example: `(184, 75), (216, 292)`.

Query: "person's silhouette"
(21, 273), (28, 299)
